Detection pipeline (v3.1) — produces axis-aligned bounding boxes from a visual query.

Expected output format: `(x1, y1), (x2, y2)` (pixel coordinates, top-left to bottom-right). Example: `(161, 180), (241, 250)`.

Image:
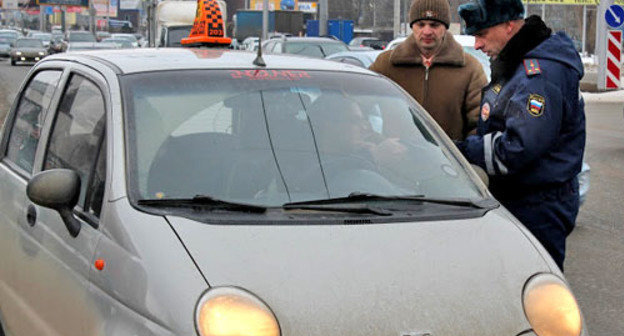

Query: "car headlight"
(15, 51), (22, 55)
(523, 273), (582, 336)
(39, 51), (45, 56)
(195, 287), (280, 336)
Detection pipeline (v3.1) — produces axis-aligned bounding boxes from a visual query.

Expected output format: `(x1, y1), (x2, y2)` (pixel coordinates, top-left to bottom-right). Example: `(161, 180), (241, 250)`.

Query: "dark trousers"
(499, 179), (579, 271)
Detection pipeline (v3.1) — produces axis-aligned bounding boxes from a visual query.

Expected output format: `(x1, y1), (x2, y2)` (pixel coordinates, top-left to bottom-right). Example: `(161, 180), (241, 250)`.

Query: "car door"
(0, 68), (63, 335)
(13, 66), (107, 336)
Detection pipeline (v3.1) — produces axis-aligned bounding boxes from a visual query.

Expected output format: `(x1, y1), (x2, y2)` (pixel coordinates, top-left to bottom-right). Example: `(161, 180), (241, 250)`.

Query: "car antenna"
(253, 37), (266, 67)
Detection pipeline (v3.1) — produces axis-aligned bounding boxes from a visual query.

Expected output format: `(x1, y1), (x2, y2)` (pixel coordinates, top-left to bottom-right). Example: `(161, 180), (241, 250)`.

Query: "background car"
(65, 41), (119, 51)
(29, 32), (53, 49)
(10, 37), (47, 65)
(95, 31), (111, 42)
(0, 29), (21, 41)
(0, 48), (587, 336)
(110, 33), (139, 47)
(349, 36), (388, 50)
(386, 35), (407, 50)
(0, 36), (13, 57)
(62, 30), (97, 51)
(325, 49), (384, 68)
(262, 36), (349, 58)
(241, 36), (259, 51)
(101, 37), (134, 49)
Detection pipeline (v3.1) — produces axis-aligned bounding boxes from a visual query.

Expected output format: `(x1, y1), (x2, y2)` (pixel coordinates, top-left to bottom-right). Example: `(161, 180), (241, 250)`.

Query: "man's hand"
(370, 138), (407, 166)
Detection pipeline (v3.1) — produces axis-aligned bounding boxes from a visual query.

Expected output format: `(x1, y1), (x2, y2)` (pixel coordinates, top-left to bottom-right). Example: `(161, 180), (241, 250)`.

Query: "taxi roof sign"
(181, 0), (232, 47)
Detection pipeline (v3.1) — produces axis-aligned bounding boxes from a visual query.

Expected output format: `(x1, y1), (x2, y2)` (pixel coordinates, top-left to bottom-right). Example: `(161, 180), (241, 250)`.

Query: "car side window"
(5, 70), (62, 174)
(85, 138), (106, 218)
(44, 74), (106, 212)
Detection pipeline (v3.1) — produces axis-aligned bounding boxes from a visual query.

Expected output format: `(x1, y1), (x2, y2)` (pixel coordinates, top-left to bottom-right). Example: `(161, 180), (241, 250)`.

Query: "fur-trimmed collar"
(491, 15), (552, 83)
(390, 31), (465, 67)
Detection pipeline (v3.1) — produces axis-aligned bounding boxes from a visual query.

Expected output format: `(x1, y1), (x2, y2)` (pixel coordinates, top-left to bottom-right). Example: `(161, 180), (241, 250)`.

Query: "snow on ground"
(583, 89), (624, 103)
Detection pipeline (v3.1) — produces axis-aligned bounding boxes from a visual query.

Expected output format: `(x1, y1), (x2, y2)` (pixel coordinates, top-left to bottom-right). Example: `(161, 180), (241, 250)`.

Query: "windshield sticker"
(230, 70), (311, 80)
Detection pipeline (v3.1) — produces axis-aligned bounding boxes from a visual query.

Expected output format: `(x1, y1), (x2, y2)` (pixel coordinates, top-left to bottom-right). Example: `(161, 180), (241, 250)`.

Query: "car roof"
(454, 34), (475, 47)
(42, 48), (375, 75)
(327, 50), (384, 59)
(279, 37), (344, 43)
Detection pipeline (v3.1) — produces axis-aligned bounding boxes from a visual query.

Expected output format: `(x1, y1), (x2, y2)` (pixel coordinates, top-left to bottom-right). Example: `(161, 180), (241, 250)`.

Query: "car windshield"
(123, 70), (485, 208)
(285, 41), (348, 57)
(69, 32), (96, 42)
(168, 26), (192, 47)
(16, 39), (43, 48)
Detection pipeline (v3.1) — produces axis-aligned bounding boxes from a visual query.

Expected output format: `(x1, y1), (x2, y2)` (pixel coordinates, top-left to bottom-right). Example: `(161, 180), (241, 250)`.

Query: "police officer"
(456, 0), (586, 270)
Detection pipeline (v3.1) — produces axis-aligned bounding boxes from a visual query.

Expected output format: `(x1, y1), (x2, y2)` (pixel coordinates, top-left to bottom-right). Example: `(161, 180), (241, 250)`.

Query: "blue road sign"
(606, 5), (624, 29)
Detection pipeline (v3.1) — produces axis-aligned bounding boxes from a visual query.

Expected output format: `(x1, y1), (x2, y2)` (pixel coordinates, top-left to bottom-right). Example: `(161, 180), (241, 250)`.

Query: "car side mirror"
(27, 169), (82, 237)
(471, 164), (489, 187)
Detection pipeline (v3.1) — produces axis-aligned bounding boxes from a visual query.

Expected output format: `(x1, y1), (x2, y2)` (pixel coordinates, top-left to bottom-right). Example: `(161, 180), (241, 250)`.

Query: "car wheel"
(10, 59), (15, 66)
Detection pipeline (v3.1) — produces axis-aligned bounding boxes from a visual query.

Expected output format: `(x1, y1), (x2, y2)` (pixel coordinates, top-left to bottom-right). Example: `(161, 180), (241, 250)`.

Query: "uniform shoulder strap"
(523, 59), (541, 77)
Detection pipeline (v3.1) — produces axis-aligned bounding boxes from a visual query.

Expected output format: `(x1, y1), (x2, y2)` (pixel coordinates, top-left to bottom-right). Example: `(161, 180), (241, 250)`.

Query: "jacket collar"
(390, 31), (465, 67)
(490, 15), (552, 83)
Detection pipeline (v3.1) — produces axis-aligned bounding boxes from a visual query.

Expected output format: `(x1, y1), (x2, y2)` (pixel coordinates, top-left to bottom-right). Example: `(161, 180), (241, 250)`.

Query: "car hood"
(168, 209), (550, 335)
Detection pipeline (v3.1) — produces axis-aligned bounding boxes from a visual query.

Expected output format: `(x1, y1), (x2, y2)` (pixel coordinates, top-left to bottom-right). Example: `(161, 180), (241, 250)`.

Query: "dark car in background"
(10, 37), (47, 65)
(262, 36), (349, 58)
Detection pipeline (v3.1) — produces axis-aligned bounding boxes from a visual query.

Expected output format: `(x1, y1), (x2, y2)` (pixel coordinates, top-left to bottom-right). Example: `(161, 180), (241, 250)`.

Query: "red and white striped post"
(606, 30), (622, 90)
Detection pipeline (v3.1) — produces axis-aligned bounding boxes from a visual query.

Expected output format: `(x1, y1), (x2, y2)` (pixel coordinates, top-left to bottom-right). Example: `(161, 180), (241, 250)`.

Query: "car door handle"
(26, 204), (37, 227)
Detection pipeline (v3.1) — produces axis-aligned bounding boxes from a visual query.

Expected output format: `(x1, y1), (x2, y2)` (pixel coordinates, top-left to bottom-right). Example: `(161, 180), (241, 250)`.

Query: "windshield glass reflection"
(123, 70), (483, 207)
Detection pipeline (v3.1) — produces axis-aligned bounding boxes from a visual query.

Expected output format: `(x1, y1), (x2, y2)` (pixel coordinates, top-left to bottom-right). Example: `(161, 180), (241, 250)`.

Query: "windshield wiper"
(137, 195), (267, 213)
(283, 192), (498, 210)
(282, 203), (392, 216)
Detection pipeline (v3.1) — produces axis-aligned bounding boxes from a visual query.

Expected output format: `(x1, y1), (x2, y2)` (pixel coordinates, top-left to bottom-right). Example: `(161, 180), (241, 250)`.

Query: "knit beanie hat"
(458, 0), (525, 35)
(409, 0), (451, 28)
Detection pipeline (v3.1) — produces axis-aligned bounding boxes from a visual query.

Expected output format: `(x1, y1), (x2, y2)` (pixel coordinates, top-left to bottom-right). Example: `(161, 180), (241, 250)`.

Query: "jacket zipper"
(424, 66), (430, 106)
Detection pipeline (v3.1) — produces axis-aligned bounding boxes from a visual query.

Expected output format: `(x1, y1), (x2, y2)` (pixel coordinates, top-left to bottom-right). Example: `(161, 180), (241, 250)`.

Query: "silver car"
(0, 48), (586, 336)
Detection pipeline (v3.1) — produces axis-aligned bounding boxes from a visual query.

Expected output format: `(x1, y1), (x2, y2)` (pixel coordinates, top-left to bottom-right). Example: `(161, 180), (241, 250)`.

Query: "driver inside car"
(310, 95), (407, 176)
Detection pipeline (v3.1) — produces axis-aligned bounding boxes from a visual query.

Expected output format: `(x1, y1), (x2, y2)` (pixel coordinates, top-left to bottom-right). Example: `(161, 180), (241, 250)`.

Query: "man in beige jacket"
(370, 0), (487, 140)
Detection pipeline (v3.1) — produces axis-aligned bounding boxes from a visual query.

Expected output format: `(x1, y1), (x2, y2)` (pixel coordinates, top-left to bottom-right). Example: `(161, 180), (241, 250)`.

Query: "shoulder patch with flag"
(527, 94), (545, 117)
(523, 59), (541, 76)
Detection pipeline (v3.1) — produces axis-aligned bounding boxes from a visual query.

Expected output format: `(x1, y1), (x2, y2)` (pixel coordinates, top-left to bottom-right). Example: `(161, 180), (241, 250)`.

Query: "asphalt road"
(0, 59), (623, 335)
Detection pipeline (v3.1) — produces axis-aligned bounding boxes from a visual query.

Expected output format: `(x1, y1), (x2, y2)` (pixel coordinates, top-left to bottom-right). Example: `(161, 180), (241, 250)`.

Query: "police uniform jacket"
(370, 32), (487, 140)
(458, 16), (586, 201)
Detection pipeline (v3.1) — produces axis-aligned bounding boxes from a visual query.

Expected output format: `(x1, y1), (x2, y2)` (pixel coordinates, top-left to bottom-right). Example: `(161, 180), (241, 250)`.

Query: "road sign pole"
(597, 0), (615, 91)
(606, 30), (622, 89)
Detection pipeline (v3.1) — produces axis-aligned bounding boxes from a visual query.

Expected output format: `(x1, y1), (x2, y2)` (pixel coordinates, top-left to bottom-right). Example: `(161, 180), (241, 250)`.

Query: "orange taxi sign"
(181, 0), (232, 46)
